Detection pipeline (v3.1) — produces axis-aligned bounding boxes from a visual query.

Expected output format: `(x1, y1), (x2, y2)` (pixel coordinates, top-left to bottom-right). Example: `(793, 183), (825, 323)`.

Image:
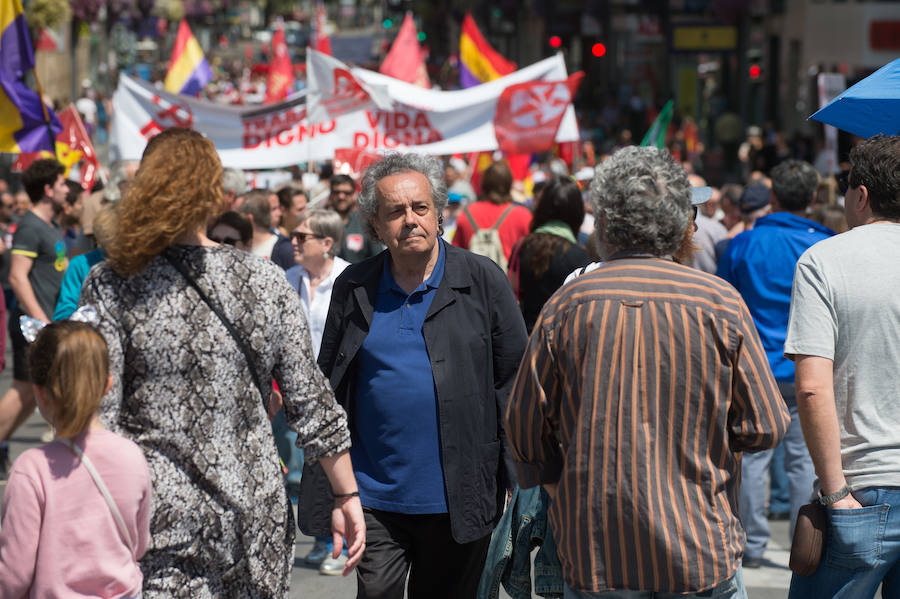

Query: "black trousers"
(356, 508), (492, 599)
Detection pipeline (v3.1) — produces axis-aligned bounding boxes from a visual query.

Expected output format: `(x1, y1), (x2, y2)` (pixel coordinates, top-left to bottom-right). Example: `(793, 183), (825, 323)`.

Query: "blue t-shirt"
(717, 212), (834, 381)
(352, 243), (448, 513)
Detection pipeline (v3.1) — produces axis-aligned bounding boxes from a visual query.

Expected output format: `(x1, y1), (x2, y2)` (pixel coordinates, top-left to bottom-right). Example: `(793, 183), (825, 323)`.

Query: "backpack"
(463, 204), (514, 270)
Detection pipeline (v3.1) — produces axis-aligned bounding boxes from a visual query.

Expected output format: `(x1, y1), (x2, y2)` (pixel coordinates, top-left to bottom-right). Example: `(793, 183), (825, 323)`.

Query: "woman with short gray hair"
(286, 208), (349, 355)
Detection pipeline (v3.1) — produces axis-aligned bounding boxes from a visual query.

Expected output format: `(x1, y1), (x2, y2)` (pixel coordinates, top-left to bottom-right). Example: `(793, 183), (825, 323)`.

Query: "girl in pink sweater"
(0, 320), (152, 598)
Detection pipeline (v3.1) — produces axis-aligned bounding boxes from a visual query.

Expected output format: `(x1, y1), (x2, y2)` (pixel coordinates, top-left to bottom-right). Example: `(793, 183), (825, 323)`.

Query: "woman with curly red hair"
(80, 128), (364, 597)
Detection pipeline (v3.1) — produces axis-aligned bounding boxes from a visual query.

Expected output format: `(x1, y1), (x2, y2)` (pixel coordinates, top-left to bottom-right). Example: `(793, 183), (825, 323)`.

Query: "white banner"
(305, 48), (393, 123)
(110, 54), (579, 170)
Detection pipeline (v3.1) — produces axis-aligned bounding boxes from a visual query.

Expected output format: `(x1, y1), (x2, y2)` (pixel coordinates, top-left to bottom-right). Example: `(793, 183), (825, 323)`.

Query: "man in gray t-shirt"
(784, 135), (900, 597)
(0, 159), (67, 479)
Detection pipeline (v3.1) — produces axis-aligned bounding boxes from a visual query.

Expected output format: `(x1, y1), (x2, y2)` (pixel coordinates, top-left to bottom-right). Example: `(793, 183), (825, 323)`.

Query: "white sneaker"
(319, 553), (348, 576)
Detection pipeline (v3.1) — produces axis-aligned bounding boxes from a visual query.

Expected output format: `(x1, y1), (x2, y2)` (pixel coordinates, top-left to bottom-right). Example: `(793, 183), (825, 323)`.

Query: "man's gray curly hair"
(590, 146), (692, 257)
(358, 153), (448, 240)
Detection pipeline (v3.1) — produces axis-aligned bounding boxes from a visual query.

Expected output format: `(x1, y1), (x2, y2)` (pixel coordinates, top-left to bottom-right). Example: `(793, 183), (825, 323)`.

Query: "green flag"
(640, 99), (674, 149)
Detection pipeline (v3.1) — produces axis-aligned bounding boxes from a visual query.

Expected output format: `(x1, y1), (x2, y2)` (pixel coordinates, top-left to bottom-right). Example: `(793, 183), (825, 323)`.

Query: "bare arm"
(794, 355), (862, 509)
(9, 254), (48, 322)
(318, 450), (366, 575)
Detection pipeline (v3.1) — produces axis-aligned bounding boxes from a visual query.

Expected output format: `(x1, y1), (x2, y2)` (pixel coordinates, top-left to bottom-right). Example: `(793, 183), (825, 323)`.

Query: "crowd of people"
(0, 127), (897, 599)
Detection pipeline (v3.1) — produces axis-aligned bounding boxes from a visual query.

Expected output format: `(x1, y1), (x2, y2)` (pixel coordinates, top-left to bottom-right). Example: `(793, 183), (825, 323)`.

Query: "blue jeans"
(770, 442), (791, 514)
(564, 569), (746, 599)
(789, 487), (900, 599)
(741, 385), (816, 558)
(271, 407), (304, 497)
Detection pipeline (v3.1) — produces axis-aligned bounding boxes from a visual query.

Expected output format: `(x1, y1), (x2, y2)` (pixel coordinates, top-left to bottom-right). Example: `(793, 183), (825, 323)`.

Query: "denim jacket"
(477, 485), (563, 599)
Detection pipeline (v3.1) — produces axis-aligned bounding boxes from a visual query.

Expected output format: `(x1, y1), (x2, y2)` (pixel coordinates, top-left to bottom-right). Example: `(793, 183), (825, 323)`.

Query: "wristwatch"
(818, 484), (853, 505)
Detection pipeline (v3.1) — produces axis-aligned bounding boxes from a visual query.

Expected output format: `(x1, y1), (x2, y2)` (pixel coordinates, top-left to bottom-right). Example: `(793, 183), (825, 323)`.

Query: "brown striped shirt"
(506, 257), (789, 593)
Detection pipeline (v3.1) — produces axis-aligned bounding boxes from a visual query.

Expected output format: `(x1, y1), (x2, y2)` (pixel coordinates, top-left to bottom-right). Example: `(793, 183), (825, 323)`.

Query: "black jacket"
(318, 241), (528, 543)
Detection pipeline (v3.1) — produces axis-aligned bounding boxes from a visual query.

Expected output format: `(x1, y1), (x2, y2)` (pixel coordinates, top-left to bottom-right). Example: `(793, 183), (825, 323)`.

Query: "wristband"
(818, 484), (852, 505)
(333, 491), (360, 499)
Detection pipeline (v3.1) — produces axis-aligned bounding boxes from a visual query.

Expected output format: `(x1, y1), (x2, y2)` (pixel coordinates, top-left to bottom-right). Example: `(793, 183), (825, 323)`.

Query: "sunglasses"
(291, 232), (323, 244)
(692, 205), (699, 220)
(837, 171), (850, 194)
(210, 235), (240, 246)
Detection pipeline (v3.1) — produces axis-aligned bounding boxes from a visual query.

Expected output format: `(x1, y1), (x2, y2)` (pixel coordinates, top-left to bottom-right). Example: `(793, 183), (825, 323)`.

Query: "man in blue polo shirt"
(717, 159), (835, 568)
(318, 153), (527, 598)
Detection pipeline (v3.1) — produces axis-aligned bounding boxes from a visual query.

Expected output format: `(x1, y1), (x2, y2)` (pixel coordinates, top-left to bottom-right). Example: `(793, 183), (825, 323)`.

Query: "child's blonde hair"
(27, 321), (109, 439)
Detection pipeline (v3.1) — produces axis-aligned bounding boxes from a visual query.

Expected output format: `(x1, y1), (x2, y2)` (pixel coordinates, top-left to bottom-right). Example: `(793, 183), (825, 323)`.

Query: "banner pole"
(31, 67), (58, 160)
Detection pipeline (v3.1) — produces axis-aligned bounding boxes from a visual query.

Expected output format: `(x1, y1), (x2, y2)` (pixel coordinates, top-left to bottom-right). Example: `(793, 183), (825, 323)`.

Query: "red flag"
(493, 72), (584, 155)
(35, 28), (59, 51)
(264, 24), (295, 104)
(334, 148), (381, 179)
(504, 153), (531, 182)
(13, 106), (100, 192)
(314, 1), (332, 55)
(379, 12), (430, 88)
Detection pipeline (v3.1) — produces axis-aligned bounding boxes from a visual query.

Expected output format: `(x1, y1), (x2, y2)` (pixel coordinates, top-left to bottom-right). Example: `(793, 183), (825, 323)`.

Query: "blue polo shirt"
(717, 212), (834, 382)
(351, 243), (448, 513)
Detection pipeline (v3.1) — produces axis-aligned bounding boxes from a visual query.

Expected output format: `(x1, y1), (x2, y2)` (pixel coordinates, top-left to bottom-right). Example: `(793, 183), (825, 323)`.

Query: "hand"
(331, 496), (366, 576)
(829, 494), (864, 510)
(267, 388), (282, 421)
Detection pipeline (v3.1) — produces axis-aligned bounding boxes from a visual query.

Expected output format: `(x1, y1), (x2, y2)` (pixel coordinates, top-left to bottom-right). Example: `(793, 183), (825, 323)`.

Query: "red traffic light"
(549, 36), (562, 48)
(749, 64), (761, 79)
(592, 43), (606, 57)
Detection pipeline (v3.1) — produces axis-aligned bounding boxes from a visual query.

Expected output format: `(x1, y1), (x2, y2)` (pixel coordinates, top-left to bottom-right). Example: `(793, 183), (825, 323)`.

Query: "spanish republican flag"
(459, 13), (515, 88)
(0, 0), (60, 153)
(164, 20), (213, 95)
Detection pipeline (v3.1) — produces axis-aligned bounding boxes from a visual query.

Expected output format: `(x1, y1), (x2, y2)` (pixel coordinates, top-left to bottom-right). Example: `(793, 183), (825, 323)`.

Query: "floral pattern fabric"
(80, 245), (350, 598)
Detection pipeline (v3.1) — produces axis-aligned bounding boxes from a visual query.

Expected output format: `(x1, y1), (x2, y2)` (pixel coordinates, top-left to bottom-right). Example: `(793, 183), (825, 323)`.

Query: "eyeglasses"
(837, 171), (851, 194)
(210, 235), (240, 246)
(291, 232), (323, 244)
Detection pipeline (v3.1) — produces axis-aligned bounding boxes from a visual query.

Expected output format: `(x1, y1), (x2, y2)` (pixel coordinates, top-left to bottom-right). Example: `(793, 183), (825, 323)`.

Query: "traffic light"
(749, 63), (761, 80)
(591, 42), (606, 57)
(549, 35), (562, 49)
(383, 18), (393, 28)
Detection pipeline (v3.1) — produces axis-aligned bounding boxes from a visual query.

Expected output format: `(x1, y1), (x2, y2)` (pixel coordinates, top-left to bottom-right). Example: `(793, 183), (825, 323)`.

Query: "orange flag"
(264, 23), (295, 104)
(379, 12), (429, 88)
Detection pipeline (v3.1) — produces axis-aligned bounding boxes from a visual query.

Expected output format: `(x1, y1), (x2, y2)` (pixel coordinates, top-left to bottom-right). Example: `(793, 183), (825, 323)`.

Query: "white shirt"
(291, 257), (350, 356)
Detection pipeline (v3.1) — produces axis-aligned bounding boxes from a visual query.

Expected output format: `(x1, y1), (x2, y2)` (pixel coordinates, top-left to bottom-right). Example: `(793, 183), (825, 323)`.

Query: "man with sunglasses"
(717, 160), (835, 569)
(786, 135), (900, 598)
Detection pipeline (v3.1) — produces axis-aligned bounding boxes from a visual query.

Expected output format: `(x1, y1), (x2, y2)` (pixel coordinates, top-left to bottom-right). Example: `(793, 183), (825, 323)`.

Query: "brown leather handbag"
(789, 502), (828, 576)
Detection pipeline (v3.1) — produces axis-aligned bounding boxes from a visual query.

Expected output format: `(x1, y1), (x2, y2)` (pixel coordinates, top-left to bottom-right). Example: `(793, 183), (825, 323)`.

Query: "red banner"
(493, 72), (583, 155)
(13, 105), (100, 191)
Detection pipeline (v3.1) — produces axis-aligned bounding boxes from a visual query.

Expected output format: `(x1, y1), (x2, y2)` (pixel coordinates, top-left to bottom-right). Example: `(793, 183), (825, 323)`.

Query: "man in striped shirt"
(506, 146), (789, 598)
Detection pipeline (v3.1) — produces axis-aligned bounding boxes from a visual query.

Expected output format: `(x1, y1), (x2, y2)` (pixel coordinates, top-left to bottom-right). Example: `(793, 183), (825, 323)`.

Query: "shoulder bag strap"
(67, 441), (136, 558)
(163, 251), (268, 408)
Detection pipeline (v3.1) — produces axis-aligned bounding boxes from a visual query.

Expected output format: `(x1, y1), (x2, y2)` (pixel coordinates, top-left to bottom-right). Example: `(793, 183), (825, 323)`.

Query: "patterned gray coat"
(81, 245), (350, 598)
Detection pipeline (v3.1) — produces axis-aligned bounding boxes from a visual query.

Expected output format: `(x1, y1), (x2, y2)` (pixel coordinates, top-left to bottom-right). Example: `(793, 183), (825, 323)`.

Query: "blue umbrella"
(810, 57), (900, 138)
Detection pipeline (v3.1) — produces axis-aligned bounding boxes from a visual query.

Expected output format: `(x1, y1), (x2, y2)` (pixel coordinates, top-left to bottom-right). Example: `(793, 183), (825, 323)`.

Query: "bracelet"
(333, 491), (360, 499)
(818, 484), (852, 505)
